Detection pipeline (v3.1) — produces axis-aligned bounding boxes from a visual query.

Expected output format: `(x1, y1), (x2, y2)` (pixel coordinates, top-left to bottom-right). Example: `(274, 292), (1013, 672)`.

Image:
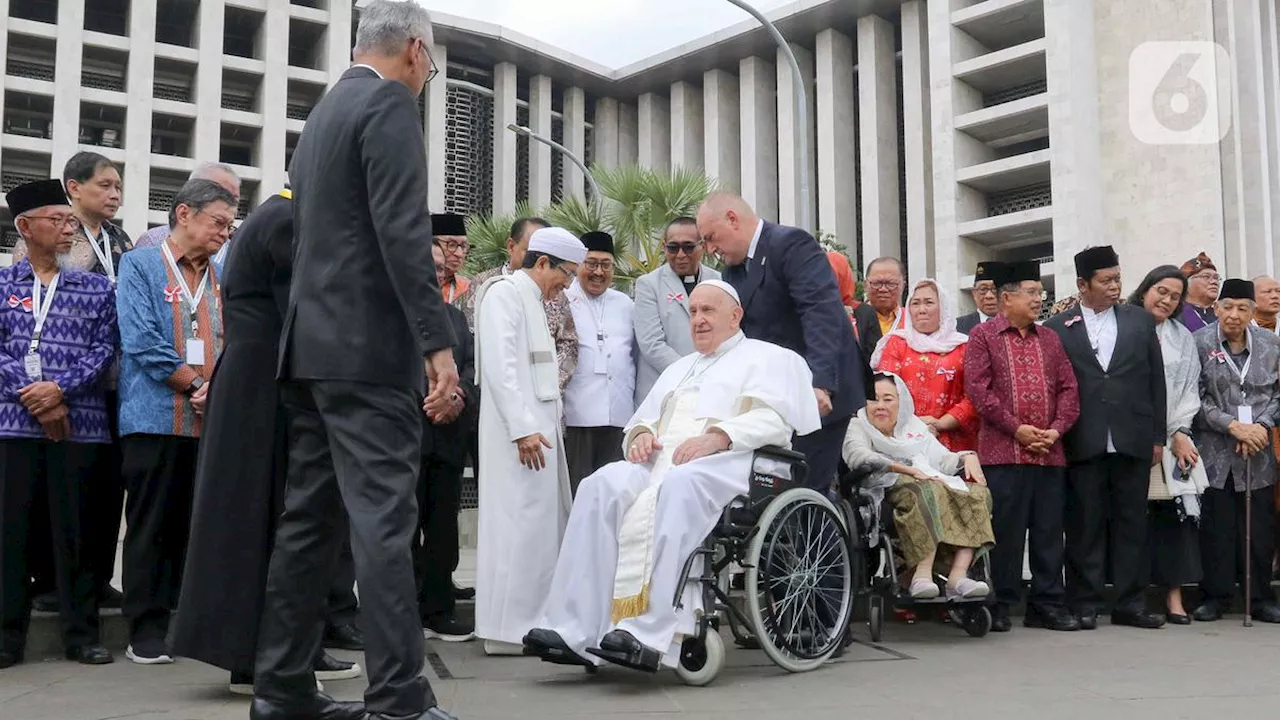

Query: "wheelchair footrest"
(586, 644), (661, 673)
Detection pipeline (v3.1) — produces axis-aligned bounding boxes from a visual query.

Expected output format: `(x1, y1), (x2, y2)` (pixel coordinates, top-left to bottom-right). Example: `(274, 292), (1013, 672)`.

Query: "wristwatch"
(185, 376), (205, 396)
(1175, 426), (1193, 439)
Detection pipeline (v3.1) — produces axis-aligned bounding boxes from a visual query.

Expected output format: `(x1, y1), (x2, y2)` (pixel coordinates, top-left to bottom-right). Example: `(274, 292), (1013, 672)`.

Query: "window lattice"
(6, 58), (55, 82)
(550, 116), (564, 203)
(82, 71), (124, 92)
(983, 78), (1048, 108)
(987, 182), (1052, 216)
(443, 84), (494, 216)
(149, 186), (178, 212)
(515, 106), (529, 204)
(154, 82), (191, 102)
(583, 125), (594, 202)
(2, 170), (46, 193)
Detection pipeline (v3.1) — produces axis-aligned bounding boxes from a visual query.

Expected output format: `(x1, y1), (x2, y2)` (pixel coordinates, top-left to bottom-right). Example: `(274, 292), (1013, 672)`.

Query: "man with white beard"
(523, 280), (820, 672)
(473, 226), (586, 656)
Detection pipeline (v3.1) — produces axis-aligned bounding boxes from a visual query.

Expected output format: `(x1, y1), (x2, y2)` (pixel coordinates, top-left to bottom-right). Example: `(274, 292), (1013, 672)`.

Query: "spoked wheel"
(674, 630), (725, 686)
(868, 595), (884, 643)
(745, 488), (854, 673)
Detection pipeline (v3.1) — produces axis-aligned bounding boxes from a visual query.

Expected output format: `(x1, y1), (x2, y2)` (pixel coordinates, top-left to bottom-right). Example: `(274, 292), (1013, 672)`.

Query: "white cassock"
(536, 332), (820, 667)
(474, 270), (572, 645)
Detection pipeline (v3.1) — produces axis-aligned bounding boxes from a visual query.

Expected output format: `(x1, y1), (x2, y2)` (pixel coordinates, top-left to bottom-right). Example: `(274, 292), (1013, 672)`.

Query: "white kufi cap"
(528, 227), (587, 265)
(695, 279), (741, 305)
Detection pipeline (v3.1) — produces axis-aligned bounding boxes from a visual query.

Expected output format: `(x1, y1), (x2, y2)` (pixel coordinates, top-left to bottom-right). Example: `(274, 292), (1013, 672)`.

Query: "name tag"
(24, 352), (41, 381)
(186, 339), (206, 366)
(1238, 405), (1253, 424)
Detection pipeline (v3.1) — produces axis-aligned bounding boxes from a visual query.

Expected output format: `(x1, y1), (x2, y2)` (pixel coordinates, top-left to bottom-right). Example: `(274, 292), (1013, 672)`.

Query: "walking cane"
(1244, 458), (1253, 627)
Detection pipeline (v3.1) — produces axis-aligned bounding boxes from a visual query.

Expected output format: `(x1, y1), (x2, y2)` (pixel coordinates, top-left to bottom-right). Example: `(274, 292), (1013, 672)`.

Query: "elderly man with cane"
(1189, 278), (1280, 624)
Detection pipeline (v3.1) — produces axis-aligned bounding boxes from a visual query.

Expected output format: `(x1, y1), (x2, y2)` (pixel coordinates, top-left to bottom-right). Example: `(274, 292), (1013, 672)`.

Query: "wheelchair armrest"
(753, 445), (807, 465)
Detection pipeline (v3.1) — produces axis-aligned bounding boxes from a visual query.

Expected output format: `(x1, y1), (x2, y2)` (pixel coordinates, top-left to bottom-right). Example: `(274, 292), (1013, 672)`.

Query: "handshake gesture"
(1014, 425), (1060, 455)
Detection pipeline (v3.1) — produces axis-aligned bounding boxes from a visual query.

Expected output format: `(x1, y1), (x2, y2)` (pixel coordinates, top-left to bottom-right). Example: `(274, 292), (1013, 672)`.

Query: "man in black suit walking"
(696, 192), (869, 491)
(1044, 246), (1167, 632)
(252, 3), (460, 720)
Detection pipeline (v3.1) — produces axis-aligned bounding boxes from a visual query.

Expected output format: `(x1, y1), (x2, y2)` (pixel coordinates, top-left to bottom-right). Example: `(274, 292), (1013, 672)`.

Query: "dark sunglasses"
(665, 242), (700, 255)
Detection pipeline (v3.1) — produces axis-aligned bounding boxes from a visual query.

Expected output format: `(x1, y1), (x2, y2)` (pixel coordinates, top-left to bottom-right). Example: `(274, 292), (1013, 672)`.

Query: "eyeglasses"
(556, 265), (575, 280)
(418, 38), (438, 84)
(1192, 272), (1220, 283)
(973, 285), (998, 296)
(436, 240), (469, 254)
(25, 214), (82, 231)
(583, 259), (613, 272)
(867, 280), (901, 291)
(665, 242), (700, 255)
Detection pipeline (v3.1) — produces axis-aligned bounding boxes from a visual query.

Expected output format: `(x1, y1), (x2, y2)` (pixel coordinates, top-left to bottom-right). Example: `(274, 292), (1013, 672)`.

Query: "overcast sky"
(416, 0), (792, 68)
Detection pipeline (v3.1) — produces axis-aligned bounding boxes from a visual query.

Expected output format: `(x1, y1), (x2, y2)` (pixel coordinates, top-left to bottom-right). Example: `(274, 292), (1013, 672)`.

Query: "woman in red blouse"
(871, 279), (978, 453)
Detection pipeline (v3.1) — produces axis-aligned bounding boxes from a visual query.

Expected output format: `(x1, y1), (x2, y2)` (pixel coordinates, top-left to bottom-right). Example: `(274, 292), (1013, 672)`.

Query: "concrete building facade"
(2, 0), (1277, 312)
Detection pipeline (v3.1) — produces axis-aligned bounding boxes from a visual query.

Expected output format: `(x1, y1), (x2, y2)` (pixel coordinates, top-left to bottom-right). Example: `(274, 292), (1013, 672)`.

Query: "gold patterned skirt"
(888, 475), (995, 571)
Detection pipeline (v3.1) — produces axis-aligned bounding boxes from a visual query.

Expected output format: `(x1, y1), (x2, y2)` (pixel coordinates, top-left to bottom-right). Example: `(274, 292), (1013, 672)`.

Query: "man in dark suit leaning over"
(697, 192), (869, 491)
(253, 2), (460, 720)
(1044, 245), (1167, 632)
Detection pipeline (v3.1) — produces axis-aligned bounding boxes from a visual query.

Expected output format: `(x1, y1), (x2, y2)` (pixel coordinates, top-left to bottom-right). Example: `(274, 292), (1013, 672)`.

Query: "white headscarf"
(869, 279), (969, 367)
(854, 372), (935, 462)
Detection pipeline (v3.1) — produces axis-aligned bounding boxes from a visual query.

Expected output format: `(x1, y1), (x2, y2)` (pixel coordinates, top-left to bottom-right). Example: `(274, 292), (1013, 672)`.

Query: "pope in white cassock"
(523, 279), (821, 672)
(473, 226), (587, 656)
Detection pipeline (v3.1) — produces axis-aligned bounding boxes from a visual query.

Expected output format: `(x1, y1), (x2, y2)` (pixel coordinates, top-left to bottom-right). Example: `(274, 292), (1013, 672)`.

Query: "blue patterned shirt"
(0, 260), (118, 443)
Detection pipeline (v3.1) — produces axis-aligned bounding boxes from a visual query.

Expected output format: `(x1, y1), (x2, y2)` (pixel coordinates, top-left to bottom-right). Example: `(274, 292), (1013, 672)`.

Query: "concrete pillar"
(424, 43), (448, 211)
(327, 0), (353, 85)
(619, 101), (639, 167)
(927, 0), (961, 302)
(261, 0), (289, 195)
(593, 97), (621, 169)
(670, 81), (704, 170)
(776, 44), (816, 229)
(562, 86), (587, 199)
(528, 75), (554, 208)
(815, 28), (856, 251)
(0, 0), (9, 174)
(857, 14), (901, 264)
(739, 56), (778, 221)
(123, 0), (158, 239)
(900, 1), (934, 283)
(703, 69), (741, 192)
(194, 0), (225, 162)
(492, 62), (518, 214)
(638, 93), (671, 174)
(51, 0), (86, 176)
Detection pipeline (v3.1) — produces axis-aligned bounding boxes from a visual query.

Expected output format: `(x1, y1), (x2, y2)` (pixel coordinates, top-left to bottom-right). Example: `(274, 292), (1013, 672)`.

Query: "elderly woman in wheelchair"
(843, 372), (995, 601)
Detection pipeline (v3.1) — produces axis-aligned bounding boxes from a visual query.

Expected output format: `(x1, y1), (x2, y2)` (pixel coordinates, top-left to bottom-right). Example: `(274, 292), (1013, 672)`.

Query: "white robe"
(474, 272), (572, 645)
(536, 333), (820, 667)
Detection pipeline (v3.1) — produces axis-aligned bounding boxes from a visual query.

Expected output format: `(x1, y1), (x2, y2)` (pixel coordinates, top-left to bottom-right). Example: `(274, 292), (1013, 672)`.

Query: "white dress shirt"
(1081, 304), (1119, 452)
(563, 286), (637, 428)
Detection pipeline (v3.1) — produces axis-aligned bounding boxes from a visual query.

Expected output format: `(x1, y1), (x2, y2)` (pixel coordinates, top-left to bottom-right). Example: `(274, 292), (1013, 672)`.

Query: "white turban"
(528, 227), (587, 265)
(695, 279), (741, 305)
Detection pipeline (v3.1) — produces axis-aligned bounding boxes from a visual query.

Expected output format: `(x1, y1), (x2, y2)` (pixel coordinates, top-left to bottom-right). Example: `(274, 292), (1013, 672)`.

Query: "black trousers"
(325, 533), (359, 628)
(564, 425), (624, 497)
(255, 380), (434, 716)
(1064, 453), (1150, 614)
(0, 439), (99, 653)
(414, 454), (462, 619)
(793, 417), (851, 493)
(986, 465), (1068, 613)
(121, 434), (199, 643)
(85, 389), (125, 594)
(1199, 483), (1277, 605)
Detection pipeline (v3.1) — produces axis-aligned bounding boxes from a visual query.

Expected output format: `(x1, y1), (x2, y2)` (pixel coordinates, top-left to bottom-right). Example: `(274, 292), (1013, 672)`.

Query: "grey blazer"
(632, 263), (720, 404)
(1192, 324), (1280, 491)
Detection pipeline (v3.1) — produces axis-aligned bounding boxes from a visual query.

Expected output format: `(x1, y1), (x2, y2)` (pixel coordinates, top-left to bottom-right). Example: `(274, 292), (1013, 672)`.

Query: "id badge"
(1238, 405), (1253, 424)
(23, 352), (41, 381)
(186, 338), (206, 366)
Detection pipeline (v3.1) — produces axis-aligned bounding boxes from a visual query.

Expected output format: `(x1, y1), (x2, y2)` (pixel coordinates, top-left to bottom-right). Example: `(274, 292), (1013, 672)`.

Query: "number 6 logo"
(1129, 42), (1232, 145)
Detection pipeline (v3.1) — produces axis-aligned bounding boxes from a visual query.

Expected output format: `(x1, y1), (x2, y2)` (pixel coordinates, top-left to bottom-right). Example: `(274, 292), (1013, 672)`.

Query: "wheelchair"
(838, 466), (995, 642)
(669, 446), (856, 686)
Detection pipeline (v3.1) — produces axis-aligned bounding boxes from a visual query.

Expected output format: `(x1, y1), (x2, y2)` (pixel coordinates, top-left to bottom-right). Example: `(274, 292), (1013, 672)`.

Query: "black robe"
(169, 194), (293, 673)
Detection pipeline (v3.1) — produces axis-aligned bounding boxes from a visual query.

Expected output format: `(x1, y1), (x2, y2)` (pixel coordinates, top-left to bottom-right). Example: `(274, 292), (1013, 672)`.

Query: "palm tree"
(462, 200), (540, 276)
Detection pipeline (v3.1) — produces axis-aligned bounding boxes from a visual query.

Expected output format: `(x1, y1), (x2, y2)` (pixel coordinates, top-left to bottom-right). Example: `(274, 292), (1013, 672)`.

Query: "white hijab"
(854, 372), (935, 462)
(869, 279), (969, 367)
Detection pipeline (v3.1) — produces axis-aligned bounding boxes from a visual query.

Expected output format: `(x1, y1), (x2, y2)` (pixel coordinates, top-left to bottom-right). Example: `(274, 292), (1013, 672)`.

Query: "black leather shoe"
(31, 593), (58, 613)
(367, 708), (458, 720)
(323, 623), (364, 652)
(313, 652), (361, 681)
(66, 644), (114, 665)
(249, 693), (366, 720)
(1024, 606), (1080, 632)
(523, 628), (595, 668)
(1192, 602), (1222, 622)
(1111, 610), (1165, 629)
(1253, 603), (1280, 624)
(990, 605), (1012, 633)
(1166, 613), (1192, 625)
(1076, 610), (1098, 630)
(452, 584), (475, 601)
(586, 629), (661, 673)
(0, 649), (23, 669)
(99, 585), (124, 609)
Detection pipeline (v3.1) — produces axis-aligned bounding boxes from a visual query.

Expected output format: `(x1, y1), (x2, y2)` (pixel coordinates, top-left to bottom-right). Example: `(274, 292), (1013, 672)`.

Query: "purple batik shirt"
(0, 260), (118, 443)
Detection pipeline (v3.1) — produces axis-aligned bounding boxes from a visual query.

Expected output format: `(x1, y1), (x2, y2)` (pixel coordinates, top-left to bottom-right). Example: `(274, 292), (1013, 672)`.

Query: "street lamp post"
(505, 123), (603, 204)
(724, 0), (813, 234)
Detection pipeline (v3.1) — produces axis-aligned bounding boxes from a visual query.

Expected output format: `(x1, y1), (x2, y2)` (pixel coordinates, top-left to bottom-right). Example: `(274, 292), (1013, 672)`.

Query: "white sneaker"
(947, 578), (991, 599)
(125, 644), (174, 665)
(482, 639), (525, 656)
(909, 577), (940, 599)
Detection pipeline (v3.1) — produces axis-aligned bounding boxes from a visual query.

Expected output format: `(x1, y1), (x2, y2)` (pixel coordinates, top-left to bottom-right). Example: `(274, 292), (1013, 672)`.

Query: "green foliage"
(462, 200), (540, 276)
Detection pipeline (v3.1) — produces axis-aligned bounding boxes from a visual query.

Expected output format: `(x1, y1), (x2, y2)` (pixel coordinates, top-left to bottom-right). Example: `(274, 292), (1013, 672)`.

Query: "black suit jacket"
(852, 303), (886, 364)
(279, 66), (455, 392)
(421, 305), (477, 467)
(1044, 304), (1167, 463)
(722, 221), (870, 422)
(956, 311), (982, 335)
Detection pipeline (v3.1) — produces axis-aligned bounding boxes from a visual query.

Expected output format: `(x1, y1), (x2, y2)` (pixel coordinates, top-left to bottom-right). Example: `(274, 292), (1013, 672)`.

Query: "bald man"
(697, 192), (870, 492)
(1255, 275), (1280, 334)
(523, 281), (820, 673)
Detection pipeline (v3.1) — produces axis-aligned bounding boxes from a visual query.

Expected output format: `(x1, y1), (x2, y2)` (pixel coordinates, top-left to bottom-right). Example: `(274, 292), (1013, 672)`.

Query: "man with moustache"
(1045, 246), (1167, 631)
(957, 261), (1007, 334)
(431, 213), (470, 304)
(1179, 252), (1220, 333)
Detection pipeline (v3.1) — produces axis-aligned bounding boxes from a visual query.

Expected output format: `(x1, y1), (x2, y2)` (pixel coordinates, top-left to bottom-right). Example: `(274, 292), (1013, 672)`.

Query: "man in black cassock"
(169, 188), (362, 694)
(1045, 246), (1167, 630)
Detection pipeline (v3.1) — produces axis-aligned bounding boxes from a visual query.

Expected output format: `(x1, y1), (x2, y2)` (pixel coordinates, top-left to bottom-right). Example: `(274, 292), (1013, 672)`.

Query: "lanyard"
(29, 273), (60, 353)
(1223, 341), (1252, 389)
(84, 226), (115, 283)
(586, 293), (607, 343)
(161, 241), (209, 334)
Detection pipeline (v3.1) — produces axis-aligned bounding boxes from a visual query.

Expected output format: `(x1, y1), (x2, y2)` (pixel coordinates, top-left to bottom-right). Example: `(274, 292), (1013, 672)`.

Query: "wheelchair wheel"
(674, 630), (725, 686)
(745, 488), (854, 674)
(962, 606), (992, 638)
(868, 595), (884, 643)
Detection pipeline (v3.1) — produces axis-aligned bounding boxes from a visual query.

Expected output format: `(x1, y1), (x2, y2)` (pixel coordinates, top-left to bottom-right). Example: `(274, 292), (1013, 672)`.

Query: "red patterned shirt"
(877, 335), (978, 452)
(963, 314), (1080, 467)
